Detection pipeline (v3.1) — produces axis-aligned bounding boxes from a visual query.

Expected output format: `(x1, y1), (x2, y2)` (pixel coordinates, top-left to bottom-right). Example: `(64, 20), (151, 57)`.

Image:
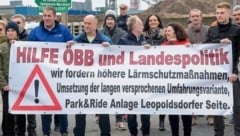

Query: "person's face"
(83, 16), (97, 34)
(120, 8), (127, 15)
(12, 17), (25, 33)
(106, 17), (115, 29)
(148, 15), (160, 30)
(216, 8), (230, 24)
(0, 24), (5, 37)
(165, 26), (176, 41)
(43, 9), (56, 28)
(6, 29), (18, 40)
(190, 11), (202, 25)
(133, 19), (144, 35)
(233, 9), (240, 26)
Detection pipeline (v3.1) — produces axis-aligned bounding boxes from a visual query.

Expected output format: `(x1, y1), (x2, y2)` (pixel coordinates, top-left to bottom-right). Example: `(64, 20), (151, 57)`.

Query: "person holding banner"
(143, 14), (165, 131)
(204, 2), (240, 136)
(161, 22), (192, 136)
(118, 15), (151, 136)
(100, 9), (127, 130)
(28, 6), (73, 136)
(186, 9), (212, 126)
(0, 21), (20, 136)
(73, 14), (112, 136)
(11, 13), (37, 136)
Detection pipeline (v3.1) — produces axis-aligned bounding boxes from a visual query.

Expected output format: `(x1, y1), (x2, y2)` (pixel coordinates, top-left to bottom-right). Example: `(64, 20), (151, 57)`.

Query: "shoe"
(122, 114), (128, 122)
(28, 131), (37, 136)
(225, 118), (234, 126)
(207, 116), (214, 125)
(192, 116), (197, 126)
(159, 120), (165, 131)
(54, 126), (59, 132)
(96, 115), (99, 124)
(61, 133), (68, 136)
(116, 122), (127, 130)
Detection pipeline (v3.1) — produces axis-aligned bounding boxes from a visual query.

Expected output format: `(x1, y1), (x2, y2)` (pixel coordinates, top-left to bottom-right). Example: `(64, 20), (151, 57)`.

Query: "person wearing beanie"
(100, 10), (127, 130)
(0, 21), (20, 136)
(101, 9), (126, 45)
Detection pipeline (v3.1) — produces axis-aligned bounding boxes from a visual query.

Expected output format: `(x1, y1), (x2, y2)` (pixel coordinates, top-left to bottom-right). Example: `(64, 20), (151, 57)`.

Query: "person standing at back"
(117, 3), (130, 31)
(204, 2), (240, 136)
(233, 5), (240, 26)
(28, 6), (73, 136)
(186, 9), (211, 126)
(100, 9), (127, 130)
(11, 14), (37, 136)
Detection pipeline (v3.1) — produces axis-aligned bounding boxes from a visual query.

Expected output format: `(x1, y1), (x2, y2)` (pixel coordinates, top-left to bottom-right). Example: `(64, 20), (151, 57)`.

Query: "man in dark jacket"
(73, 14), (112, 136)
(204, 2), (240, 136)
(117, 3), (129, 31)
(11, 14), (37, 136)
(118, 15), (150, 136)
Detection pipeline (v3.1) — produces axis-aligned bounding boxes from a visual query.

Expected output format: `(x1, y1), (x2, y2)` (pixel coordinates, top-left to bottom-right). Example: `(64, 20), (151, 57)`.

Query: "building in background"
(15, 6), (38, 16)
(10, 0), (23, 7)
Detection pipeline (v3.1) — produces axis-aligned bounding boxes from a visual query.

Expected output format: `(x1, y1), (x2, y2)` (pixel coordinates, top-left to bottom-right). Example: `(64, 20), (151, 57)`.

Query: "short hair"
(44, 6), (56, 16)
(11, 14), (26, 22)
(127, 15), (141, 31)
(215, 2), (231, 9)
(143, 14), (163, 32)
(0, 20), (6, 28)
(167, 22), (188, 41)
(189, 9), (202, 17)
(233, 5), (240, 12)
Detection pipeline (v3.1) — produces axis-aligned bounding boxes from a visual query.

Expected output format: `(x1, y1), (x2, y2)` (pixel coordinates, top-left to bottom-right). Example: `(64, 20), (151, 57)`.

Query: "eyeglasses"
(15, 21), (21, 24)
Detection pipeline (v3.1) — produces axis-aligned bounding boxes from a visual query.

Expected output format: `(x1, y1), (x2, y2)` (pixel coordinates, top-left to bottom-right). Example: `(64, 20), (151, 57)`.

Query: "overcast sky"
(0, 0), (149, 10)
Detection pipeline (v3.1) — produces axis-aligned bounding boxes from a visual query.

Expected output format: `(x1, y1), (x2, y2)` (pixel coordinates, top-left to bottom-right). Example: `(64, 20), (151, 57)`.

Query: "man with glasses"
(10, 14), (37, 136)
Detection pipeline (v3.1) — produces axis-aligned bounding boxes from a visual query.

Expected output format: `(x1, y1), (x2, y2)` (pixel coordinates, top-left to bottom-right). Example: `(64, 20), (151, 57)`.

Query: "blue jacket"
(74, 30), (112, 44)
(118, 32), (147, 46)
(28, 21), (73, 42)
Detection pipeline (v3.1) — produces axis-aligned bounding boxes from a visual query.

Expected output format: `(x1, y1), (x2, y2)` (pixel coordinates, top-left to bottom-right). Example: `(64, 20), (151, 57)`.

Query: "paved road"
(0, 98), (234, 136)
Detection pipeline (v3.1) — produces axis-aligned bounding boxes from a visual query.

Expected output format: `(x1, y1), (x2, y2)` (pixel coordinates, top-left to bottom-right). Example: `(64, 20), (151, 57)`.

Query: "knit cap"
(105, 9), (117, 22)
(5, 21), (19, 36)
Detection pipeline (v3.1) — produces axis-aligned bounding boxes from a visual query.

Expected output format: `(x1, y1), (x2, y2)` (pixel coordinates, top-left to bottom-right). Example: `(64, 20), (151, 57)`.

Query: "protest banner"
(9, 41), (232, 115)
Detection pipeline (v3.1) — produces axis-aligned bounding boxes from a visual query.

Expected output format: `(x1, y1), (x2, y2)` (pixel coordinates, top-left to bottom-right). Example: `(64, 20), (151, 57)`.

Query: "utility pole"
(233, 0), (238, 7)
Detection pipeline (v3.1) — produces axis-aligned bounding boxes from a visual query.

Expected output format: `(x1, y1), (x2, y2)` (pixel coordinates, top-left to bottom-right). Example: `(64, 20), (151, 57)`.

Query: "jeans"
(74, 114), (110, 136)
(41, 114), (68, 135)
(127, 114), (150, 135)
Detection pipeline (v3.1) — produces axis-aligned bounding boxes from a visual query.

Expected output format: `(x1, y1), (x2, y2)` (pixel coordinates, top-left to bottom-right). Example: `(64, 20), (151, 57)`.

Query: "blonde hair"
(127, 15), (141, 31)
(0, 20), (6, 28)
(216, 2), (231, 9)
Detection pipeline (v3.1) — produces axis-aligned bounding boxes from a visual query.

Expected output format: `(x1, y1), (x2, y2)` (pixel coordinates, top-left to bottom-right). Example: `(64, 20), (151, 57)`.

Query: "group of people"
(0, 1), (240, 136)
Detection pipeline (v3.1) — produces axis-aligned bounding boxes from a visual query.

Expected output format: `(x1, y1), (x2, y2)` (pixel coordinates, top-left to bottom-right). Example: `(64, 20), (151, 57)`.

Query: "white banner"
(9, 41), (233, 115)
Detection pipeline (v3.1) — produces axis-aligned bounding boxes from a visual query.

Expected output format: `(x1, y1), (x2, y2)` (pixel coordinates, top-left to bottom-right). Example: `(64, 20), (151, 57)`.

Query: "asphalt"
(0, 97), (235, 136)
